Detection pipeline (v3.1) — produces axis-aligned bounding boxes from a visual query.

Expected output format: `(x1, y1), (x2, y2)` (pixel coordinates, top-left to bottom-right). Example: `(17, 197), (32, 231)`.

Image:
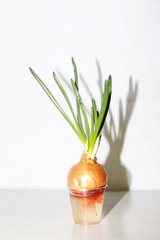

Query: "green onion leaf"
(71, 79), (90, 150)
(72, 57), (78, 90)
(29, 67), (84, 143)
(88, 76), (112, 154)
(29, 59), (112, 159)
(52, 72), (85, 143)
(90, 106), (94, 141)
(92, 98), (98, 126)
(76, 98), (86, 140)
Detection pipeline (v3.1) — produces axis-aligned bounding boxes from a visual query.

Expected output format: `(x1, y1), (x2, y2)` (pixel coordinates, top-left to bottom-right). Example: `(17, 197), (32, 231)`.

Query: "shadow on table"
(102, 191), (127, 220)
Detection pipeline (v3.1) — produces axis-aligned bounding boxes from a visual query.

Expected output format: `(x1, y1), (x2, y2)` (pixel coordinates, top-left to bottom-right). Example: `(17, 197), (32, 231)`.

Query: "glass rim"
(67, 184), (107, 192)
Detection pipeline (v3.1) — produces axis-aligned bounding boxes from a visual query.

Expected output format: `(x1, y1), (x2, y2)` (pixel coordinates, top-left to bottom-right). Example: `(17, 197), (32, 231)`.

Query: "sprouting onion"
(29, 57), (112, 159)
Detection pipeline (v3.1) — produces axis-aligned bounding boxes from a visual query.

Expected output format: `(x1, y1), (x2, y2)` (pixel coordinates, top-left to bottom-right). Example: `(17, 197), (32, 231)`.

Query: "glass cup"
(68, 185), (106, 225)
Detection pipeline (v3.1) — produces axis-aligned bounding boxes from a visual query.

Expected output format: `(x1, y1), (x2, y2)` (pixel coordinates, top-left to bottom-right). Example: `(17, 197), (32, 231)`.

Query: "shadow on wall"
(96, 60), (138, 190)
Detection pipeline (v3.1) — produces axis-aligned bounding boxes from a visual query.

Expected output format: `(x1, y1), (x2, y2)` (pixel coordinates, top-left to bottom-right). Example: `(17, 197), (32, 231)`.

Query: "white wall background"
(0, 0), (160, 190)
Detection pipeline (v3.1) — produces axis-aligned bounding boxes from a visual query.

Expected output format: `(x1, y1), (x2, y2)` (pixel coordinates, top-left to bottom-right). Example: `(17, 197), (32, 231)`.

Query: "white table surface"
(0, 190), (160, 240)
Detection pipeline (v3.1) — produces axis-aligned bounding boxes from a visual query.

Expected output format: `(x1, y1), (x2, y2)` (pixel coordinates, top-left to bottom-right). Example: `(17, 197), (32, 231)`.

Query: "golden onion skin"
(67, 153), (107, 189)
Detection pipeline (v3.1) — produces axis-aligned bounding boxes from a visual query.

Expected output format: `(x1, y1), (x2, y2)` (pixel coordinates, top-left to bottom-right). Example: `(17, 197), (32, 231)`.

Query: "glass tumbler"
(68, 185), (106, 225)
